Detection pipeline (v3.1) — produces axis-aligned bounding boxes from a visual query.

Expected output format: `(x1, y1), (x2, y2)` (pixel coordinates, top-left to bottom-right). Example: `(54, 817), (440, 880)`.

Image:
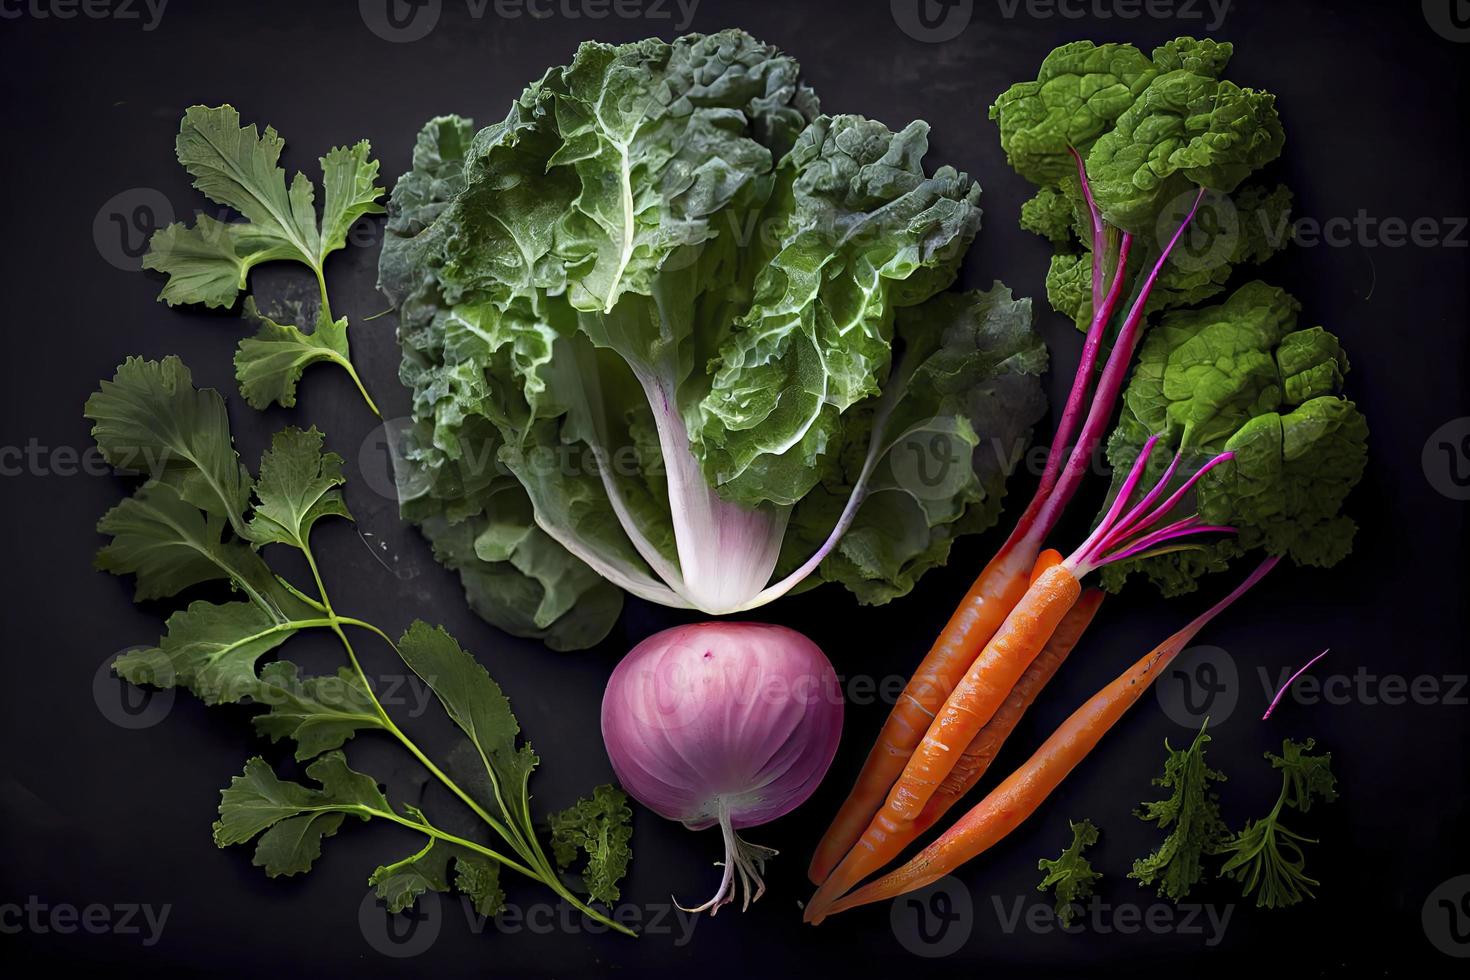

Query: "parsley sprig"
(1038, 819), (1102, 925)
(87, 356), (633, 933)
(1214, 738), (1338, 908)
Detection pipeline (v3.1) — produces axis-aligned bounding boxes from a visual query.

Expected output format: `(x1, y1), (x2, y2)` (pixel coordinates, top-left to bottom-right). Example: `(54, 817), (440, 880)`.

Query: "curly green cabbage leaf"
(1098, 281), (1369, 594)
(990, 37), (1290, 328)
(379, 31), (1047, 648)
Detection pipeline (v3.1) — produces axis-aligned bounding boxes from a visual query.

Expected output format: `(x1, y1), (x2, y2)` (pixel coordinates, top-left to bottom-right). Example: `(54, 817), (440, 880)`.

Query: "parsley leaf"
(1037, 819), (1102, 925)
(246, 426), (351, 550)
(85, 356), (252, 532)
(144, 105), (383, 307)
(142, 106), (383, 413)
(214, 752), (391, 877)
(550, 785), (635, 905)
(1215, 738), (1337, 908)
(252, 661), (383, 761)
(234, 300), (355, 411)
(395, 621), (540, 805)
(369, 805), (506, 917)
(1129, 724), (1229, 901)
(115, 599), (303, 705)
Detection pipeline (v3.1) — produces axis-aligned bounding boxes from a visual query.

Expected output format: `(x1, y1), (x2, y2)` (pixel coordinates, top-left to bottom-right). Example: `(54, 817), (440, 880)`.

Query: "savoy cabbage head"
(379, 30), (1048, 649)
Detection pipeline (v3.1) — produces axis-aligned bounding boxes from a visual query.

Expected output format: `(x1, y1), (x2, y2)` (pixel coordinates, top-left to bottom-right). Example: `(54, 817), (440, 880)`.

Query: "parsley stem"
(330, 617), (511, 832)
(329, 612), (630, 935)
(312, 264), (380, 416)
(299, 559), (561, 904)
(313, 264), (332, 324)
(372, 809), (540, 882)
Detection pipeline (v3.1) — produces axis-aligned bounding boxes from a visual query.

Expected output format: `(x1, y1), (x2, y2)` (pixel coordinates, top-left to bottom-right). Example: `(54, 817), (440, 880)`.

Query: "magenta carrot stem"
(1070, 146), (1108, 317)
(1263, 648), (1331, 720)
(1029, 187), (1208, 542)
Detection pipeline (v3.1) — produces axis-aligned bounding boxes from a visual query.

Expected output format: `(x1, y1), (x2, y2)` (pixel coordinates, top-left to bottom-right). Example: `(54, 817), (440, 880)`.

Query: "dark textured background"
(2, 0), (1467, 975)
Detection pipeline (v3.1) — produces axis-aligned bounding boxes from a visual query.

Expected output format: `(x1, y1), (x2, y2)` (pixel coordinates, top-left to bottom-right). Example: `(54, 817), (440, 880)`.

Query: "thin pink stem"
(1104, 522), (1235, 564)
(1104, 450), (1182, 545)
(1092, 449), (1236, 559)
(1177, 556), (1280, 638)
(1030, 192), (1204, 544)
(1070, 146), (1107, 317)
(1263, 648), (1331, 720)
(1071, 433), (1160, 562)
(1124, 449), (1235, 538)
(1038, 233), (1133, 499)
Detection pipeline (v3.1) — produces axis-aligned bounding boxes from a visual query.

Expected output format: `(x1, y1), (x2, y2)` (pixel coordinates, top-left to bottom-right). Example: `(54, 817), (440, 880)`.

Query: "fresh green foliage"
(368, 809), (508, 917)
(234, 299), (354, 411)
(549, 785), (635, 905)
(1098, 281), (1369, 594)
(1130, 724), (1229, 901)
(89, 357), (634, 935)
(1037, 819), (1102, 925)
(143, 105), (383, 413)
(1215, 738), (1338, 908)
(379, 31), (1047, 647)
(252, 662), (383, 761)
(990, 38), (1289, 328)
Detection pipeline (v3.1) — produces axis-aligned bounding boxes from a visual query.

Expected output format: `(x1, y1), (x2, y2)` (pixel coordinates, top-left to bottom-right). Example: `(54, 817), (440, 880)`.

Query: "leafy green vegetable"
(252, 662), (383, 761)
(1215, 738), (1338, 908)
(234, 300), (354, 410)
(379, 30), (1046, 647)
(214, 752), (388, 877)
(89, 357), (634, 935)
(1037, 819), (1102, 925)
(1130, 724), (1229, 901)
(369, 812), (507, 917)
(1097, 281), (1369, 594)
(143, 105), (383, 413)
(990, 38), (1288, 328)
(549, 785), (635, 905)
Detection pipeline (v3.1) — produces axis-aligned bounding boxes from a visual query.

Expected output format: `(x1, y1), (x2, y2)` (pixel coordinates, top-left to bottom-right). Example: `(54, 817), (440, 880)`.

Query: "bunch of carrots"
(804, 155), (1277, 923)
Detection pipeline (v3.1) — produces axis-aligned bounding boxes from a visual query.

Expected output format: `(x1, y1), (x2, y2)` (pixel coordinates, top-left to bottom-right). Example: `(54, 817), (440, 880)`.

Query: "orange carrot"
(813, 558), (1277, 922)
(1029, 548), (1064, 584)
(805, 562), (1083, 918)
(806, 541), (1040, 884)
(808, 172), (1218, 893)
(913, 588), (1104, 838)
